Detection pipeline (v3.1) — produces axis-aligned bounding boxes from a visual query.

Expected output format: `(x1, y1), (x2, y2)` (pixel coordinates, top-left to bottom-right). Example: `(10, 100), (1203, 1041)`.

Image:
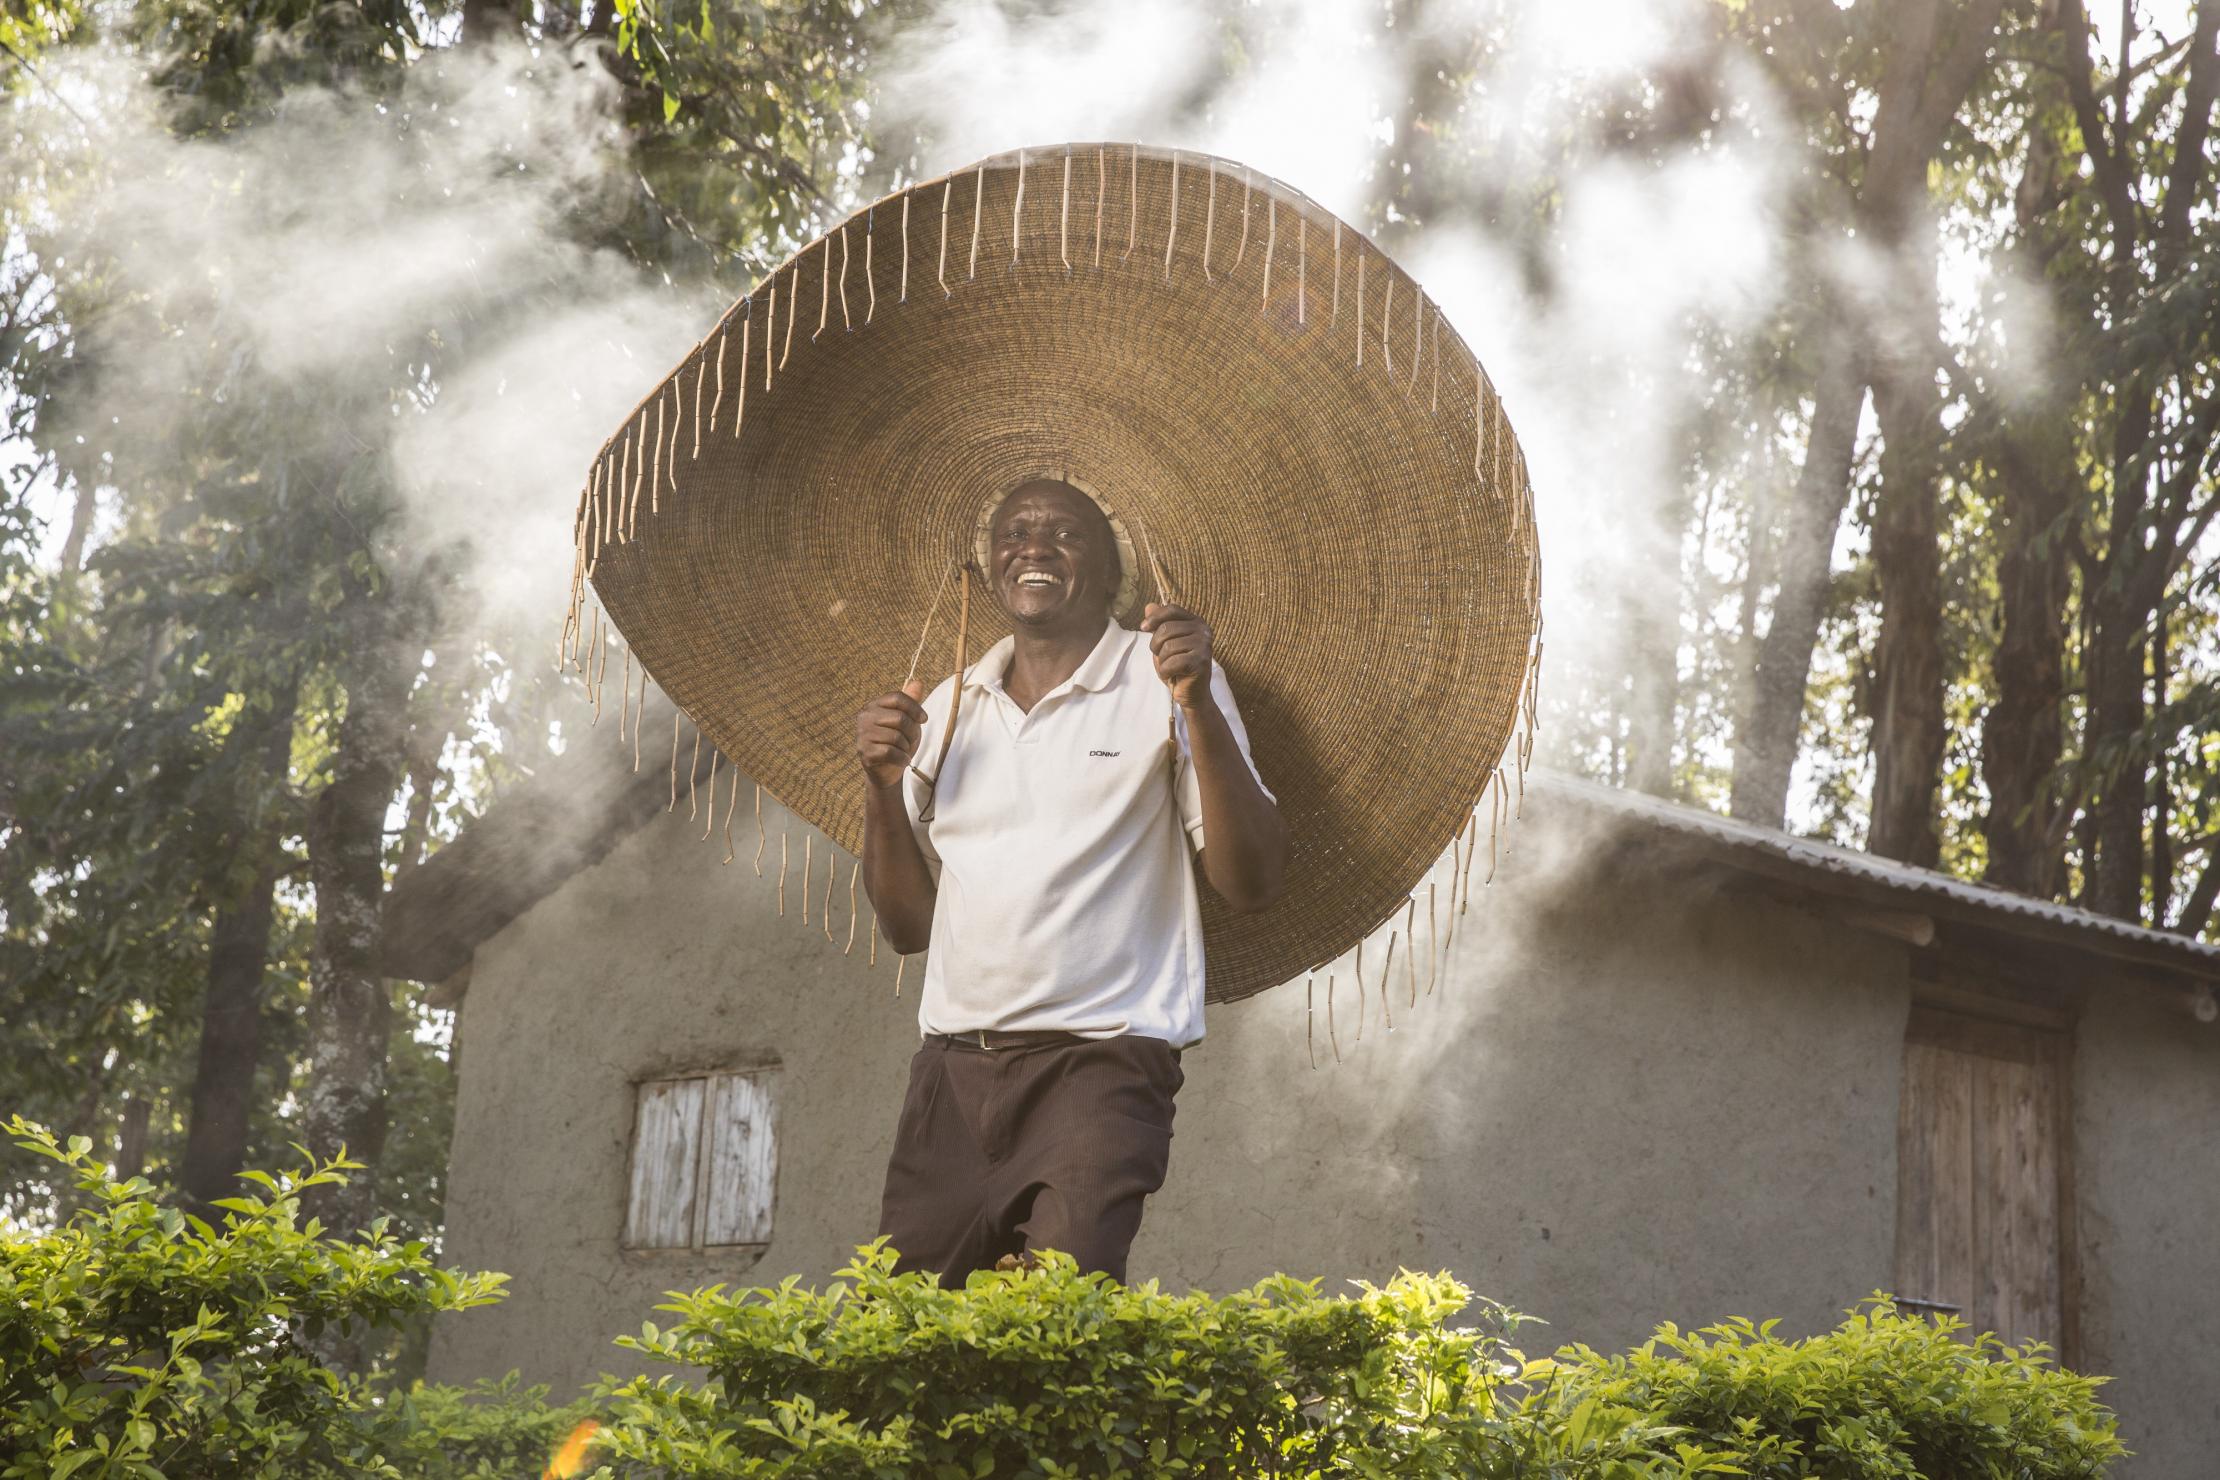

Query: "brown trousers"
(877, 1033), (1183, 1284)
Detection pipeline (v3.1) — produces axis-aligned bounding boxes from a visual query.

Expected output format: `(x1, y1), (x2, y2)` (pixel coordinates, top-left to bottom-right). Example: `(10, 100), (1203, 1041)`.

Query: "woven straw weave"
(569, 143), (1541, 1004)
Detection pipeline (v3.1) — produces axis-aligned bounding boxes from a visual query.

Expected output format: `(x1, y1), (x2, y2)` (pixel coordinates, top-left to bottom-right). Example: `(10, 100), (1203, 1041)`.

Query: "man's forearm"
(1183, 694), (1288, 911)
(862, 781), (937, 952)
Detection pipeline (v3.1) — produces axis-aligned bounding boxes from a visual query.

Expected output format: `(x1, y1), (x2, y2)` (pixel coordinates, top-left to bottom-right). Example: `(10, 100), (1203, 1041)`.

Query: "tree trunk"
(114, 1096), (151, 1181)
(2082, 602), (2146, 921)
(1730, 0), (2008, 831)
(180, 688), (298, 1212)
(1730, 332), (1865, 827)
(56, 478), (98, 577)
(1865, 212), (1948, 866)
(300, 633), (416, 1237)
(1981, 458), (2071, 896)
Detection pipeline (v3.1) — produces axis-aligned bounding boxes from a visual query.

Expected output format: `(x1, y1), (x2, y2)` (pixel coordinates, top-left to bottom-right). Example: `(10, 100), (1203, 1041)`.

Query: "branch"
(1910, 0), (2012, 151)
(2159, 0), (2220, 249)
(2058, 0), (2139, 231)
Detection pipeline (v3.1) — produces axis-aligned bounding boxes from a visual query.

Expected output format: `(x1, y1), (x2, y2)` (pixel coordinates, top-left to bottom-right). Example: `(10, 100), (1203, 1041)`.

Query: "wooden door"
(1893, 1006), (2071, 1352)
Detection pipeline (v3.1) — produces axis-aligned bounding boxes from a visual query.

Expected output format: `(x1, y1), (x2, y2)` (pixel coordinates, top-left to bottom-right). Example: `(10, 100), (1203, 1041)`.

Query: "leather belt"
(930, 1029), (1092, 1052)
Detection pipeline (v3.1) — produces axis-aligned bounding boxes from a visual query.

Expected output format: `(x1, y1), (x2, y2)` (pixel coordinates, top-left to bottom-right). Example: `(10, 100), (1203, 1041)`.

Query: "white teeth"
(1018, 573), (1059, 587)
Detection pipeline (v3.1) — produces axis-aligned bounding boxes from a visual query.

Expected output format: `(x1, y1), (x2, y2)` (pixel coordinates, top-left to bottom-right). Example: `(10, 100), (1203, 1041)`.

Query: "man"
(854, 477), (1289, 1283)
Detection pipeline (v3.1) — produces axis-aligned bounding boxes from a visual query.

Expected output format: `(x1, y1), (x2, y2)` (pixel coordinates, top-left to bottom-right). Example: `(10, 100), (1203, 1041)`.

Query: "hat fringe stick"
(1427, 881), (1439, 995)
(1379, 933), (1395, 1030)
(1093, 147), (1105, 267)
(869, 913), (879, 966)
(633, 668), (647, 771)
(1331, 222), (1341, 322)
(669, 712), (681, 812)
(619, 644), (632, 740)
(763, 283), (776, 390)
(938, 178), (952, 295)
(865, 208), (878, 322)
(1200, 164), (1216, 281)
(688, 726), (702, 819)
(1353, 937), (1366, 1040)
(1162, 151), (1179, 281)
(1233, 168), (1253, 269)
(1380, 274), (1394, 375)
(590, 607), (608, 723)
(1131, 507), (1179, 607)
(628, 422), (645, 538)
(1306, 973), (1317, 1069)
(1296, 215), (1306, 325)
(899, 194), (911, 304)
(691, 359), (705, 459)
(904, 561), (956, 686)
(595, 607), (610, 703)
(753, 784), (765, 874)
(620, 425), (637, 539)
(778, 830), (788, 915)
(823, 849), (836, 942)
(839, 225), (853, 331)
(649, 393), (665, 516)
(781, 263), (799, 368)
(1057, 150), (1070, 269)
(895, 953), (908, 996)
(735, 306), (750, 438)
(1260, 200), (1276, 310)
(1404, 897), (1418, 1008)
(1010, 148), (1027, 263)
(1409, 289), (1424, 392)
(912, 564), (972, 814)
(582, 467), (599, 574)
(588, 608), (604, 722)
(707, 328), (726, 433)
(1460, 808), (1479, 914)
(1487, 769), (1504, 885)
(666, 382), (682, 498)
(800, 834), (813, 925)
(723, 771), (740, 863)
(1125, 143), (1139, 260)
(1327, 974), (1341, 1061)
(815, 237), (831, 340)
(700, 750), (720, 840)
(845, 861), (859, 953)
(1355, 253), (1366, 366)
(968, 162), (984, 280)
(1431, 310), (1441, 412)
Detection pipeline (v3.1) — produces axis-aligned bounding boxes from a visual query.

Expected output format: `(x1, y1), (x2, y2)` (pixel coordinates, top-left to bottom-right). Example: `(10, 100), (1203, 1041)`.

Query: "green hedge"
(3, 1116), (2124, 1478)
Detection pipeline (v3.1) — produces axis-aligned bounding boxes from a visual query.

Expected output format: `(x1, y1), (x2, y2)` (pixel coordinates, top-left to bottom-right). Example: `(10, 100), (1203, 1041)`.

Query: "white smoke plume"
(875, 0), (1797, 783)
(16, 35), (707, 638)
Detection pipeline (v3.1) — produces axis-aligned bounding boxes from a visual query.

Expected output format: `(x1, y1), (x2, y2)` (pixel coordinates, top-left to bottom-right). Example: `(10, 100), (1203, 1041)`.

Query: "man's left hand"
(1142, 602), (1214, 708)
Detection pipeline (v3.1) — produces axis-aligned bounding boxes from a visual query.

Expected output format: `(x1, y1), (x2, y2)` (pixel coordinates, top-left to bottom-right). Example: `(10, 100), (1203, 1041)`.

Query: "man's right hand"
(856, 679), (928, 789)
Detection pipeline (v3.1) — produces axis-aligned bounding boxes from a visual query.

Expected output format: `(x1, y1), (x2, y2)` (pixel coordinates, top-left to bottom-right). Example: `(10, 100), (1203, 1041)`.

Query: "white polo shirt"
(901, 620), (1269, 1048)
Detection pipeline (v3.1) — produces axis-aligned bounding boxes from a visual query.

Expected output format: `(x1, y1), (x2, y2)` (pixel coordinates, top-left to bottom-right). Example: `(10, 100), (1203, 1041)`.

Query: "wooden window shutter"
(623, 1076), (707, 1250)
(701, 1070), (778, 1247)
(1893, 1006), (2071, 1353)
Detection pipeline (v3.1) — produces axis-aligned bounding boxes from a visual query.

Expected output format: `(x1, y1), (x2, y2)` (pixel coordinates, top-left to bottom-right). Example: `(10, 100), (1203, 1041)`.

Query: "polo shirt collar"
(961, 618), (1132, 697)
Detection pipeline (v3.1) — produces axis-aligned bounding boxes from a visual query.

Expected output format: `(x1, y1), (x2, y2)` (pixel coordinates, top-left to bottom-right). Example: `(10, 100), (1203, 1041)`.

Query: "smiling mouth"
(1014, 571), (1063, 591)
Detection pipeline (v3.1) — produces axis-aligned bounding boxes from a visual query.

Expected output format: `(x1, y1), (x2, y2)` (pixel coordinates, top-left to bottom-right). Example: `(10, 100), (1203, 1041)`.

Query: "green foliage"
(0, 1158), (2125, 1480)
(595, 1241), (1647, 1478)
(1543, 1299), (2126, 1479)
(586, 1245), (2119, 1480)
(0, 1117), (506, 1478)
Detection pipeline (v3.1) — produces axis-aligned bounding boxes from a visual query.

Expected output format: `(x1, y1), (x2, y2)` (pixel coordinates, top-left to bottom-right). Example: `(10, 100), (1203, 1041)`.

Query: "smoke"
(17, 34), (704, 638)
(874, 0), (1797, 781)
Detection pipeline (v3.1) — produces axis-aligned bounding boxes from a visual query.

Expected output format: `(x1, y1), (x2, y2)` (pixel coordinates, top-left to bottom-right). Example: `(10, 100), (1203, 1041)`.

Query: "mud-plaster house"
(383, 703), (2220, 1477)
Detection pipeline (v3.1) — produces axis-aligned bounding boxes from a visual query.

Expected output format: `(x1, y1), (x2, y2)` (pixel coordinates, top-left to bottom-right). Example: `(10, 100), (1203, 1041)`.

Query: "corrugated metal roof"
(1532, 771), (2220, 983)
(380, 747), (2220, 989)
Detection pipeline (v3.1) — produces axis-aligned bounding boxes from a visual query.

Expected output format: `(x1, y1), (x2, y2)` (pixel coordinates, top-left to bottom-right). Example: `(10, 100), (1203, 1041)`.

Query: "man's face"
(987, 481), (1119, 629)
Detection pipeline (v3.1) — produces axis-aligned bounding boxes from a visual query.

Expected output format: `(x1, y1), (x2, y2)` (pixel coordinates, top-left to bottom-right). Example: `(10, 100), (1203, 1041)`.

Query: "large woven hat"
(561, 143), (1541, 1005)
